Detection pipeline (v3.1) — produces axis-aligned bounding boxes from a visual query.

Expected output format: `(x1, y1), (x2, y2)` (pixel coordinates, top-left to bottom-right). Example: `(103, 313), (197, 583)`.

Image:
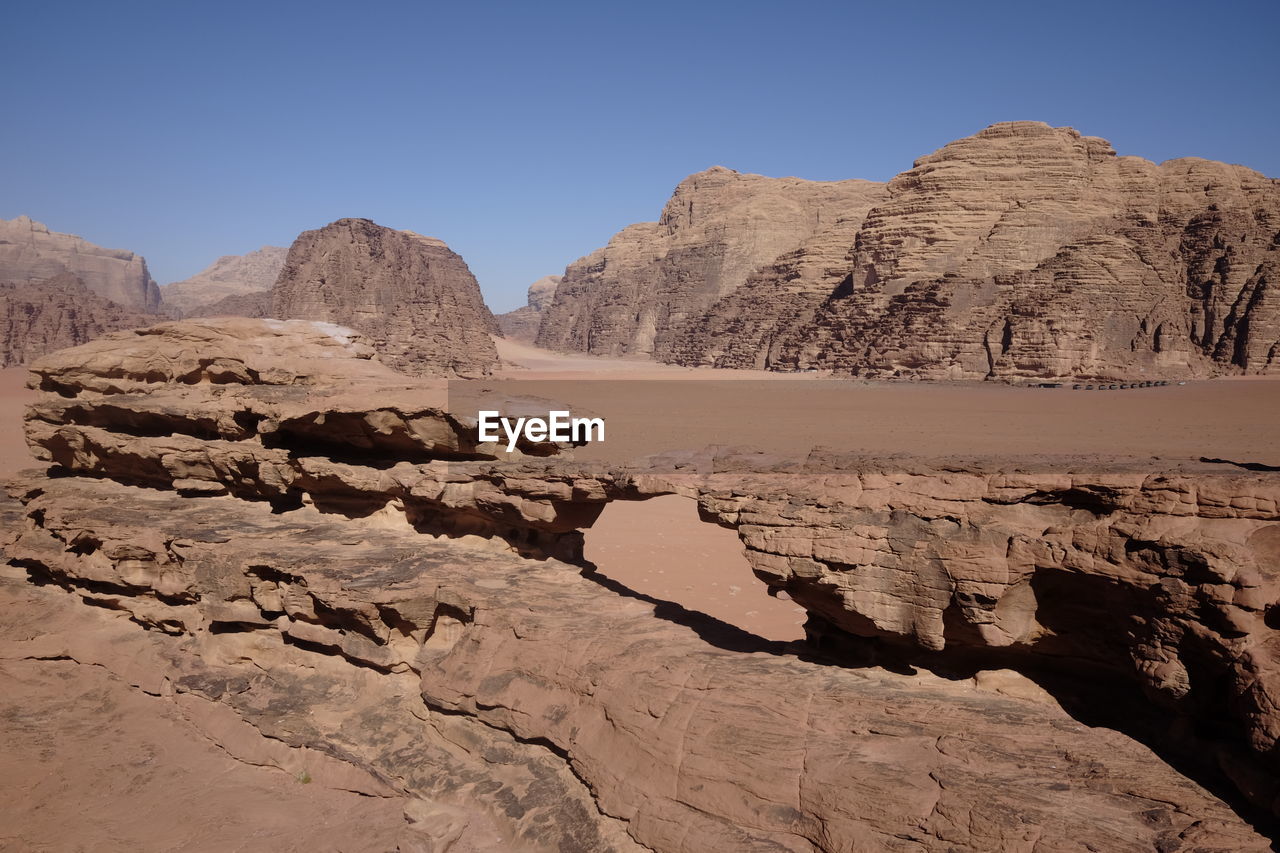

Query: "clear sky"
(3, 0), (1276, 312)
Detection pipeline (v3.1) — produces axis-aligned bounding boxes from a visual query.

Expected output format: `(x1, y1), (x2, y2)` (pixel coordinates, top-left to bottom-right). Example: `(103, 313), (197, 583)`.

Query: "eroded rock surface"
(496, 275), (561, 342)
(8, 319), (1278, 847)
(774, 122), (1280, 379)
(541, 124), (1280, 379)
(160, 245), (287, 316)
(5, 474), (1269, 851)
(536, 168), (886, 359)
(0, 273), (158, 366)
(0, 215), (160, 310)
(269, 218), (500, 376)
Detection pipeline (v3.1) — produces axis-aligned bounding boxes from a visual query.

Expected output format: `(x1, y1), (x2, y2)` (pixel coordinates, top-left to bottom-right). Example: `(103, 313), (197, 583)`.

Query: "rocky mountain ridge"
(0, 273), (158, 366)
(496, 275), (560, 341)
(195, 218), (500, 376)
(160, 245), (287, 316)
(538, 123), (1280, 380)
(0, 215), (160, 310)
(536, 167), (887, 359)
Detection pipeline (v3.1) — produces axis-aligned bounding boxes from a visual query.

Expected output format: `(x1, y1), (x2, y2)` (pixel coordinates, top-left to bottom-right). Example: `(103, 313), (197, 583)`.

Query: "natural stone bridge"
(6, 318), (1279, 850)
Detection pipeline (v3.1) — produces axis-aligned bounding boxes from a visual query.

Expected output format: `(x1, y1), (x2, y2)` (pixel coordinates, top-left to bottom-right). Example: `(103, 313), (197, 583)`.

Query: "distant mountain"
(535, 168), (887, 360)
(0, 215), (160, 310)
(768, 122), (1280, 380)
(496, 275), (561, 342)
(190, 218), (499, 376)
(161, 246), (287, 316)
(0, 272), (157, 366)
(538, 123), (1280, 380)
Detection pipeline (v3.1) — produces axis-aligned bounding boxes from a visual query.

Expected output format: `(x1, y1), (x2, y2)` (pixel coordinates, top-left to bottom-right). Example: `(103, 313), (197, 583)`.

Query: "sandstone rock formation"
(185, 289), (271, 319)
(543, 124), (1280, 379)
(770, 122), (1280, 380)
(0, 273), (157, 366)
(160, 245), (287, 316)
(496, 275), (560, 341)
(0, 215), (160, 310)
(535, 168), (887, 359)
(266, 218), (499, 376)
(670, 210), (873, 369)
(9, 319), (1278, 847)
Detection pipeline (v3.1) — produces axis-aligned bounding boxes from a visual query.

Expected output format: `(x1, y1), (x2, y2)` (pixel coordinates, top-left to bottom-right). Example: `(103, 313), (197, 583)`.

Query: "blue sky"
(3, 1), (1276, 312)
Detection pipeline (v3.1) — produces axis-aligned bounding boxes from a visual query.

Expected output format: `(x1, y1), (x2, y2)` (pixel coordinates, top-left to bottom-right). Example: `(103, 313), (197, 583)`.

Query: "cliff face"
(0, 216), (160, 310)
(269, 218), (499, 376)
(12, 319), (1279, 845)
(771, 122), (1280, 379)
(535, 168), (886, 358)
(495, 275), (561, 341)
(544, 124), (1280, 379)
(0, 273), (156, 366)
(160, 246), (286, 316)
(668, 210), (873, 368)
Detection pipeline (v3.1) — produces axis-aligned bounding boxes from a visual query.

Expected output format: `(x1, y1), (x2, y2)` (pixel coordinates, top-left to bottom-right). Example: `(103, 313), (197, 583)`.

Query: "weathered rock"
(184, 289), (272, 319)
(669, 211), (873, 369)
(545, 124), (1280, 379)
(496, 275), (561, 342)
(0, 273), (157, 366)
(269, 218), (500, 376)
(536, 168), (886, 359)
(160, 246), (287, 316)
(5, 475), (1269, 851)
(0, 215), (160, 310)
(772, 122), (1280, 379)
(15, 319), (1280, 841)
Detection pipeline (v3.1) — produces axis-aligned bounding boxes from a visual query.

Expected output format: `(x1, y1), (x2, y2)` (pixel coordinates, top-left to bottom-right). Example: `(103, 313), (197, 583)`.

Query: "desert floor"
(3, 344), (1279, 849)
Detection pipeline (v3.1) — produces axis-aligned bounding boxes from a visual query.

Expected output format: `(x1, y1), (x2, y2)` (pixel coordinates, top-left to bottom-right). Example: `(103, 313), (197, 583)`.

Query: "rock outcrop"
(10, 319), (1279, 847)
(496, 275), (560, 342)
(543, 124), (1280, 379)
(0, 215), (160, 310)
(669, 211), (872, 369)
(267, 218), (499, 376)
(0, 273), (157, 366)
(535, 168), (887, 359)
(185, 289), (271, 320)
(770, 122), (1280, 380)
(160, 246), (287, 316)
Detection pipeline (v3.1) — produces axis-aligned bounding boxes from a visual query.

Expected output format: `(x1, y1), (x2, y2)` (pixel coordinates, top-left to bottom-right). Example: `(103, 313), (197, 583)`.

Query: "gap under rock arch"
(583, 494), (805, 643)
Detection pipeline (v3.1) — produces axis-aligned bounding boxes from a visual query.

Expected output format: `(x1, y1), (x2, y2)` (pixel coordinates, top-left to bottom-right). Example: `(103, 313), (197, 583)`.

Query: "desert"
(3, 2), (1279, 851)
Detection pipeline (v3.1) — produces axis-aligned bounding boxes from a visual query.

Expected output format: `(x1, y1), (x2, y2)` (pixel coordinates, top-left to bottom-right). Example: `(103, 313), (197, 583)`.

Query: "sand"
(0, 367), (37, 477)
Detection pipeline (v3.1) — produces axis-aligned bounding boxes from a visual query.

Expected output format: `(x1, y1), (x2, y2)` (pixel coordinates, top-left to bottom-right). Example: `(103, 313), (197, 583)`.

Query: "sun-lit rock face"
(535, 167), (887, 359)
(0, 273), (157, 366)
(7, 318), (1279, 846)
(0, 215), (160, 310)
(267, 218), (500, 376)
(545, 123), (1280, 379)
(160, 245), (287, 316)
(773, 122), (1280, 379)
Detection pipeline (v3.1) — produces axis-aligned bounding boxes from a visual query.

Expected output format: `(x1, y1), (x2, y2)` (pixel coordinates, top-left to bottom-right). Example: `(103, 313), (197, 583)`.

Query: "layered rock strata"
(0, 273), (157, 366)
(268, 218), (500, 376)
(544, 124), (1280, 379)
(0, 215), (160, 310)
(773, 122), (1280, 379)
(8, 319), (1279, 846)
(496, 275), (561, 342)
(160, 245), (287, 316)
(536, 168), (886, 359)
